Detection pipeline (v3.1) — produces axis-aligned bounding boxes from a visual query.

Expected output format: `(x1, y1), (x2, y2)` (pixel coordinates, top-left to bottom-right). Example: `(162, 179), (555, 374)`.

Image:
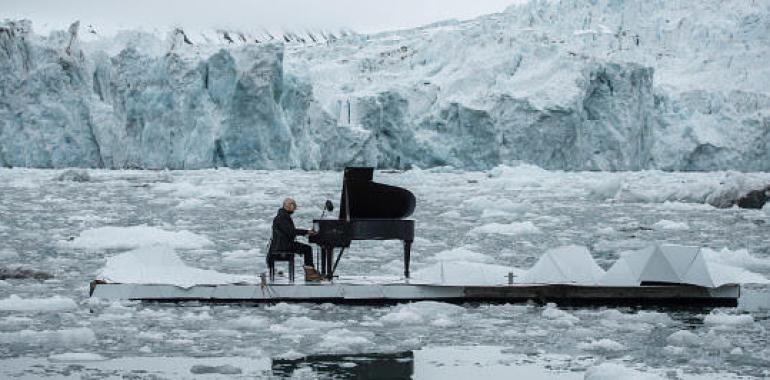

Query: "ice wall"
(1, 0), (768, 170)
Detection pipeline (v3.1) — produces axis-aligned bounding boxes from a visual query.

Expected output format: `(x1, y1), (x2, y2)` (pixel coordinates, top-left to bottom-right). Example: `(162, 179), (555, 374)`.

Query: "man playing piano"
(268, 198), (324, 281)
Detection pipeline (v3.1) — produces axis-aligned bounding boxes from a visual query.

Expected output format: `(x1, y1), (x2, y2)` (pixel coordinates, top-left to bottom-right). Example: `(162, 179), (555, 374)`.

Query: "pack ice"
(1, 0), (768, 170)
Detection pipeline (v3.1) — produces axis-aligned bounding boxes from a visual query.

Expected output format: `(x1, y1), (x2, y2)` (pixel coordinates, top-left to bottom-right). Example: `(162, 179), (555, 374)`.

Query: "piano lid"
(340, 167), (416, 220)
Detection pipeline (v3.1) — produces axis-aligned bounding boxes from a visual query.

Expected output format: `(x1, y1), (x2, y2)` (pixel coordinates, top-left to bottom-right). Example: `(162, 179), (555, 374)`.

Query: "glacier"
(0, 0), (768, 170)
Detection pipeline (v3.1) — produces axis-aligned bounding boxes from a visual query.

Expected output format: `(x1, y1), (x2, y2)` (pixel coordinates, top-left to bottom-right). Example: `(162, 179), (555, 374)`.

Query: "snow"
(97, 245), (252, 288)
(66, 225), (213, 251)
(4, 0), (770, 170)
(0, 295), (78, 311)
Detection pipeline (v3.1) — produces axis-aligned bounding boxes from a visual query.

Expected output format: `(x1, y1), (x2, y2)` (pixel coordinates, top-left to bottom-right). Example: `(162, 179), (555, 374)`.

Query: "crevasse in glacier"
(1, 0), (768, 170)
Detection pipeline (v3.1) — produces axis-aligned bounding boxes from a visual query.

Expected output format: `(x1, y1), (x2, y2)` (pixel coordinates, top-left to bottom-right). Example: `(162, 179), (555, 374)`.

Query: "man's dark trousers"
(290, 242), (314, 267)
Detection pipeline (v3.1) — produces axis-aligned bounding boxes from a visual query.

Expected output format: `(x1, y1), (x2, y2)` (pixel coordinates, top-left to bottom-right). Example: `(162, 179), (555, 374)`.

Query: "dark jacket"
(269, 208), (308, 252)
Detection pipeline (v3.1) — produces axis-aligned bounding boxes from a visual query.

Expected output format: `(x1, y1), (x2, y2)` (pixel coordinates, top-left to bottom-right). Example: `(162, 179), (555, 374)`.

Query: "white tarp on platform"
(518, 245), (605, 285)
(98, 245), (254, 288)
(600, 243), (716, 287)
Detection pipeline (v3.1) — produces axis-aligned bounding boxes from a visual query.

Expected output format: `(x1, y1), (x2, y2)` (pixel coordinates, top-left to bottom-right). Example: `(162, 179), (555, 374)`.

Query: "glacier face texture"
(1, 0), (769, 170)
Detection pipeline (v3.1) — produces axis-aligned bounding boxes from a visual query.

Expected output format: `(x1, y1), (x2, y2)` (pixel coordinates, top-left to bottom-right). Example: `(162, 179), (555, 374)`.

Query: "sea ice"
(652, 220), (690, 231)
(66, 225), (213, 250)
(666, 330), (702, 347)
(0, 328), (96, 346)
(584, 362), (664, 380)
(48, 353), (107, 362)
(226, 316), (269, 330)
(0, 295), (78, 311)
(703, 310), (754, 326)
(577, 338), (626, 352)
(318, 328), (372, 351)
(381, 301), (465, 326)
(429, 246), (493, 264)
(541, 303), (579, 326)
(269, 316), (343, 335)
(586, 177), (623, 200)
(189, 364), (243, 375)
(469, 221), (541, 236)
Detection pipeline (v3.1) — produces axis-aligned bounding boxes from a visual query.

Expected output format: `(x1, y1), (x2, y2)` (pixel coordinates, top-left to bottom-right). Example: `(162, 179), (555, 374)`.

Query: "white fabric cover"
(600, 243), (715, 287)
(519, 245), (605, 284)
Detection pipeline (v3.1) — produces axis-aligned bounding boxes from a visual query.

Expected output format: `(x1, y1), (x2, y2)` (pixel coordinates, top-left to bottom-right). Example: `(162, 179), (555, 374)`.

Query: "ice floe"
(703, 310), (754, 326)
(318, 328), (372, 351)
(666, 330), (702, 347)
(584, 362), (664, 380)
(652, 219), (690, 231)
(381, 301), (465, 326)
(577, 338), (626, 352)
(469, 221), (541, 236)
(0, 328), (96, 346)
(66, 225), (213, 250)
(48, 353), (106, 362)
(0, 295), (77, 311)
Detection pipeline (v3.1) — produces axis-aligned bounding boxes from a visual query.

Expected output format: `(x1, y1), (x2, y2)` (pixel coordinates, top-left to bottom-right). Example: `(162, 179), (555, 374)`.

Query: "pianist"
(268, 198), (324, 281)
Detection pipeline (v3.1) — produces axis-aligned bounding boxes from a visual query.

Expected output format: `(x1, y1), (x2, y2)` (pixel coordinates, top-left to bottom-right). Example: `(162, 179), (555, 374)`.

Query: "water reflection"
(272, 351), (413, 379)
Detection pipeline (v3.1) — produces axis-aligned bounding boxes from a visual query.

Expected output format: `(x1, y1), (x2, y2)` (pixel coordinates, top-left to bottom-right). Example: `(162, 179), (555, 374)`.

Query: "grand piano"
(309, 167), (416, 279)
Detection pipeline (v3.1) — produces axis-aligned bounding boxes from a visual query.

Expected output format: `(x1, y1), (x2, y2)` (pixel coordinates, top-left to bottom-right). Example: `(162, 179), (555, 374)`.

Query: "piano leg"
(321, 246), (333, 279)
(403, 240), (412, 279)
(319, 246), (328, 277)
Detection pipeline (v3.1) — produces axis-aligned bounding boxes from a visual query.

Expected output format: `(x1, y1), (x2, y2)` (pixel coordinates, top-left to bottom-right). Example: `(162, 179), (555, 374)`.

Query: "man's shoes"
(303, 266), (324, 282)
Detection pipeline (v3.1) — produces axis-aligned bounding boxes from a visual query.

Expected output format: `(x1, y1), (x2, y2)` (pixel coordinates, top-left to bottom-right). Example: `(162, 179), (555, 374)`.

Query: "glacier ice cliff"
(1, 0), (768, 170)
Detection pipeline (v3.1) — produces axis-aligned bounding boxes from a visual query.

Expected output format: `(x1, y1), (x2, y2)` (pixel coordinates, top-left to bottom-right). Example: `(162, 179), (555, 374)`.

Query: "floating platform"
(90, 277), (740, 307)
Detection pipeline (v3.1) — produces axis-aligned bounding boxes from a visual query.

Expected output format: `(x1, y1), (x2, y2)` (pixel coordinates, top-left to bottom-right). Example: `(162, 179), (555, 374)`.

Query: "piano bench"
(267, 252), (297, 283)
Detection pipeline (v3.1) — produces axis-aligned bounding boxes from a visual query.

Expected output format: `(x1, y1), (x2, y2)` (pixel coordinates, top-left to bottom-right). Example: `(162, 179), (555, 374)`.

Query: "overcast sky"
(2, 0), (522, 35)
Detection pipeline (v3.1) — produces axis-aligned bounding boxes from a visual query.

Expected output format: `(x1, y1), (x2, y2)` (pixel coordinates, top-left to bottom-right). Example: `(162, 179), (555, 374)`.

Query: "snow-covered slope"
(1, 0), (768, 170)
